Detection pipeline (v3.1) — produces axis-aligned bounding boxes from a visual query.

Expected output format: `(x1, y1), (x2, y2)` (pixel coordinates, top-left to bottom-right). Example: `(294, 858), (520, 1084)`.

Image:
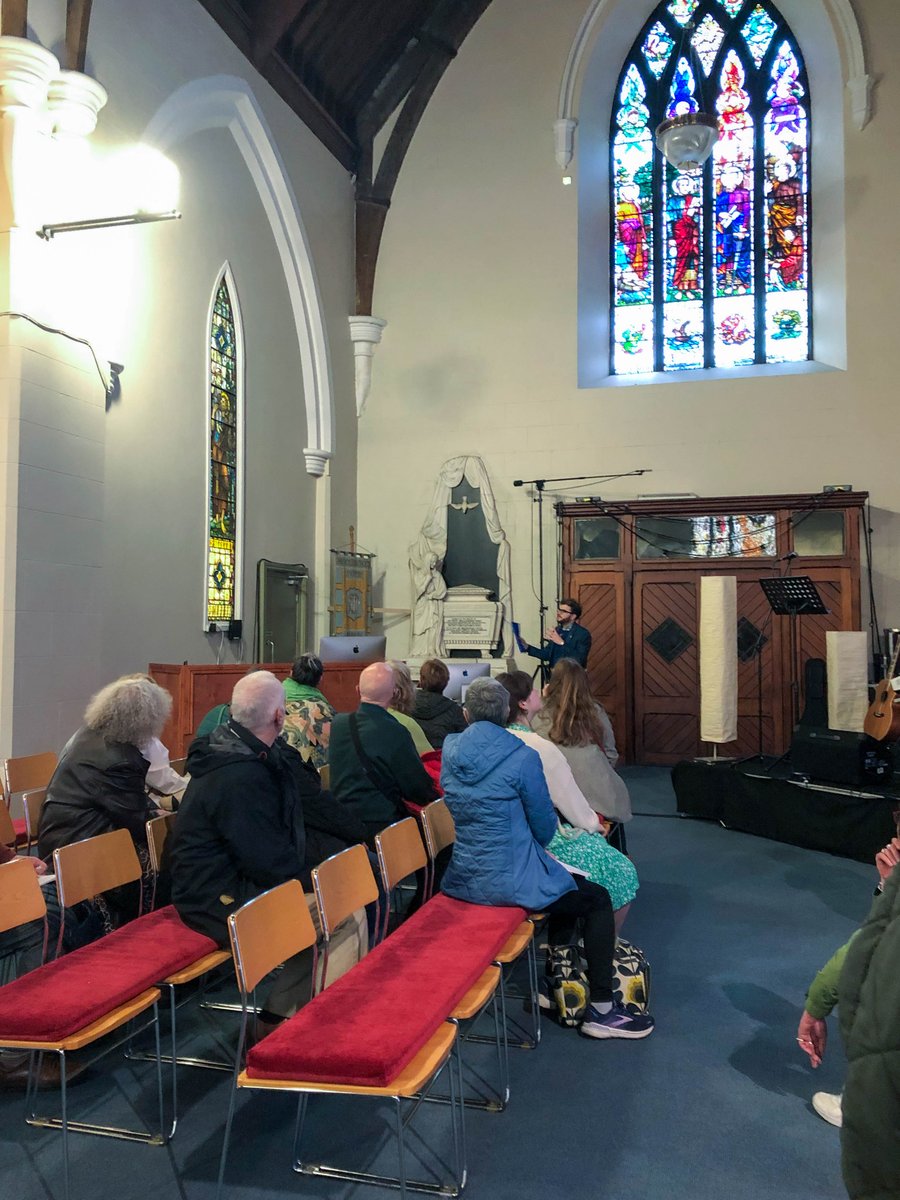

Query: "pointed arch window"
(206, 270), (243, 630)
(610, 0), (811, 375)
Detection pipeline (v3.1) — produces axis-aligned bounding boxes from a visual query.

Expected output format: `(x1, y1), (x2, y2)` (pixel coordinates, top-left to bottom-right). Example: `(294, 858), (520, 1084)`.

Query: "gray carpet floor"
(0, 766), (871, 1200)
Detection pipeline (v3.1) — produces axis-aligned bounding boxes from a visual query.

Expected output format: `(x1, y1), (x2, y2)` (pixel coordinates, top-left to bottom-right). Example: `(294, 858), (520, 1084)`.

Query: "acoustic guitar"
(864, 637), (900, 741)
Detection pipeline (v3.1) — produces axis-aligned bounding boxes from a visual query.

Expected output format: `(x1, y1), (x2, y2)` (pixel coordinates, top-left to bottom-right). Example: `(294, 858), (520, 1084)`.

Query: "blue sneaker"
(579, 1002), (654, 1040)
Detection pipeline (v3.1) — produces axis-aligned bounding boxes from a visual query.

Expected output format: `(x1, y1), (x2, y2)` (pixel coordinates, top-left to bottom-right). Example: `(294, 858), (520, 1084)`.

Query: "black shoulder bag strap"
(348, 712), (403, 807)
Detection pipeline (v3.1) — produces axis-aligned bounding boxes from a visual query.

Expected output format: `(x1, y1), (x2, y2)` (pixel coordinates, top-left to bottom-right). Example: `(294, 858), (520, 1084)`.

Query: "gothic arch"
(144, 75), (334, 476)
(556, 0), (871, 161)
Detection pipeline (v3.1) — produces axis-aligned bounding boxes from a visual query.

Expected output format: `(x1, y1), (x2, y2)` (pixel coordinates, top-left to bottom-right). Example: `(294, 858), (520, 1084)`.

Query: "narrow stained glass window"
(610, 0), (811, 376)
(207, 275), (241, 627)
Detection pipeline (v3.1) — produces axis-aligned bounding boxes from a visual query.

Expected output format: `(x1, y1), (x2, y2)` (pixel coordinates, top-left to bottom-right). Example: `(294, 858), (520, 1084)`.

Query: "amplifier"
(789, 727), (893, 788)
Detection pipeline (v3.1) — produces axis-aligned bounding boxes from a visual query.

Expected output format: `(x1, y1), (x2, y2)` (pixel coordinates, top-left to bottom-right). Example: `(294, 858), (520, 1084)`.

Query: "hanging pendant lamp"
(655, 18), (719, 174)
(655, 111), (719, 174)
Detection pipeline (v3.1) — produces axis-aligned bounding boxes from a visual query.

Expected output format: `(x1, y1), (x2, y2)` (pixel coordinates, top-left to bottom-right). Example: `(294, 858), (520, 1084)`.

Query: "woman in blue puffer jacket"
(439, 677), (653, 1041)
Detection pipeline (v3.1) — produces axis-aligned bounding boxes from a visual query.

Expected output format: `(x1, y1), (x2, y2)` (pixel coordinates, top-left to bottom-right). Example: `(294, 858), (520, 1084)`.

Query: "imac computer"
(443, 661), (492, 703)
(318, 635), (387, 663)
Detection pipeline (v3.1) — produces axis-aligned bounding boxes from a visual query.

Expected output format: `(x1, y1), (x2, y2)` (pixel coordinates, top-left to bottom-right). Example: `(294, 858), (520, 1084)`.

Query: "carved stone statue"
(408, 455), (513, 659)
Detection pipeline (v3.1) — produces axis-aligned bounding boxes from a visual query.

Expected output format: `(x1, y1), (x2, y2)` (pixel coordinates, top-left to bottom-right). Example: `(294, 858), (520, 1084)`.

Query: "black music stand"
(759, 576), (828, 732)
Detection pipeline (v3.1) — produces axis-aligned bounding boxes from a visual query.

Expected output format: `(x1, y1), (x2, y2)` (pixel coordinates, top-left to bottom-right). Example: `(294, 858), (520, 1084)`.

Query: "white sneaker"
(812, 1091), (842, 1128)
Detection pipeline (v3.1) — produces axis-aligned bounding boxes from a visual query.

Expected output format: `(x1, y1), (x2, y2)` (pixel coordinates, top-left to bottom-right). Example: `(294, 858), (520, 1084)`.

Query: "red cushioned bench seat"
(247, 894), (525, 1089)
(0, 905), (218, 1043)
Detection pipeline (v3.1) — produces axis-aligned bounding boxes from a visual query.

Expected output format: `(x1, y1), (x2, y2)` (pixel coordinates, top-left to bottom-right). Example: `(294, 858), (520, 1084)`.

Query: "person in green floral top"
(282, 653), (335, 770)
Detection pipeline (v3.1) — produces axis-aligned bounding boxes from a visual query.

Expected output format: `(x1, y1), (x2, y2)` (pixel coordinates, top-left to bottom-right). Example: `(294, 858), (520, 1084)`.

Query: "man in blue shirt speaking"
(517, 598), (592, 669)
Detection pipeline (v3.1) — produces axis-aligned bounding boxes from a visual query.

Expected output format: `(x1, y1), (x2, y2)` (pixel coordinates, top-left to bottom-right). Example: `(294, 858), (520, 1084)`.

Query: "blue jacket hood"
(441, 721), (524, 785)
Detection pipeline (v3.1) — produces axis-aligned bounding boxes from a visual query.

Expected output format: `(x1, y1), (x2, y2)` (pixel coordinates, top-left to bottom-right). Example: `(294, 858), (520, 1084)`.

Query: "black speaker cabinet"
(790, 727), (893, 788)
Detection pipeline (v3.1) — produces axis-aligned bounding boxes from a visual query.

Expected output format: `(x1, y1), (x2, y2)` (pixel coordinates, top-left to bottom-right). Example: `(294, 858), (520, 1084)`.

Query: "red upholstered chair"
(216, 878), (463, 1200)
(420, 799), (541, 1051)
(3, 751), (57, 850)
(0, 856), (165, 1200)
(56, 828), (231, 1139)
(376, 818), (508, 1112)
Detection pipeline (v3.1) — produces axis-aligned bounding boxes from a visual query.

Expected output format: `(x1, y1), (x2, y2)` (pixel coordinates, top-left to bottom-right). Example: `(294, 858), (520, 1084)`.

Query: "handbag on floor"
(613, 938), (651, 1014)
(547, 944), (590, 1027)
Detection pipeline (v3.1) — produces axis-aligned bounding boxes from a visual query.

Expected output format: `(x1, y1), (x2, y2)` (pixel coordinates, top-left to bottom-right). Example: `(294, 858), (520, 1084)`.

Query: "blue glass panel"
(642, 21), (675, 79)
(741, 4), (777, 68)
(667, 57), (700, 118)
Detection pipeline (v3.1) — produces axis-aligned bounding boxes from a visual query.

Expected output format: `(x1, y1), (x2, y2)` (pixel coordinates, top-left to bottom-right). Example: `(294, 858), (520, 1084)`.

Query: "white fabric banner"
(699, 575), (738, 744)
(826, 630), (868, 732)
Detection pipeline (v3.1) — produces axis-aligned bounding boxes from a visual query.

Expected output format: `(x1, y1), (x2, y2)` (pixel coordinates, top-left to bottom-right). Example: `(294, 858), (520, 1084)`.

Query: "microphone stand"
(512, 469), (650, 682)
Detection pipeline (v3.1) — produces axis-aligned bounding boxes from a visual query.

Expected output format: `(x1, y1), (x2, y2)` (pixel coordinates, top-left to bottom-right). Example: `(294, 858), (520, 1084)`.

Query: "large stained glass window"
(611, 0), (810, 375)
(207, 274), (241, 628)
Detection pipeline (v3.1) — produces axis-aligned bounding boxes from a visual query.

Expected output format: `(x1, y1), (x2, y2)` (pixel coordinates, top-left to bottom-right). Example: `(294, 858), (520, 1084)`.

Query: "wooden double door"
(572, 566), (856, 765)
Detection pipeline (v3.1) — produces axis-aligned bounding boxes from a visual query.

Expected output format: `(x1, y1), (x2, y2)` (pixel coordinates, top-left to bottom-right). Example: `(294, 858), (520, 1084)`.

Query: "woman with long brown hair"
(532, 659), (632, 851)
(497, 671), (637, 928)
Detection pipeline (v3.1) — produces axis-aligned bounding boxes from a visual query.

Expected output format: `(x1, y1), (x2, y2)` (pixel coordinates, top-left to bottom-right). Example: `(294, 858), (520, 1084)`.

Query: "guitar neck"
(885, 636), (900, 688)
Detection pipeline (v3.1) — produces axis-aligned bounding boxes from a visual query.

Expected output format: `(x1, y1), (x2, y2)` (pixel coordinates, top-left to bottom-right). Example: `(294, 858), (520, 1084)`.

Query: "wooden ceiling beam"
(356, 30), (453, 142)
(248, 0), (314, 67)
(195, 0), (357, 170)
(1, 0), (28, 38)
(65, 0), (93, 72)
(355, 0), (494, 313)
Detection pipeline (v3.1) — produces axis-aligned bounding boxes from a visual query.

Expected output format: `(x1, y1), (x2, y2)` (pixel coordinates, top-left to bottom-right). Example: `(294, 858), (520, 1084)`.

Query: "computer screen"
(318, 635), (387, 663)
(443, 661), (492, 702)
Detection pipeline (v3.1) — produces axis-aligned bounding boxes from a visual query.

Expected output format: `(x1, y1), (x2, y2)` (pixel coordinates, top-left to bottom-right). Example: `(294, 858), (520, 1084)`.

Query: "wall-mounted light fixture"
(38, 210), (180, 239)
(37, 145), (182, 240)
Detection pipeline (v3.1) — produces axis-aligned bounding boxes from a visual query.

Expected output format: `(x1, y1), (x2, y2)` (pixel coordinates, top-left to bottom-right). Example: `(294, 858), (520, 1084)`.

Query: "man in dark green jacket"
(329, 661), (438, 838)
(839, 862), (900, 1199)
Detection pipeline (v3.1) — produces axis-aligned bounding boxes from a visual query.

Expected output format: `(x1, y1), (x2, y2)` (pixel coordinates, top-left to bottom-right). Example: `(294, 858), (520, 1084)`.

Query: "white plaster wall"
(1, 0), (356, 751)
(360, 0), (898, 657)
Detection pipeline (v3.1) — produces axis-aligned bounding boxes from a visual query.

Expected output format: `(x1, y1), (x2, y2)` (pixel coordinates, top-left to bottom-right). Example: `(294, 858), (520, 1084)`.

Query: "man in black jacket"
(169, 671), (366, 1026)
(329, 661), (439, 837)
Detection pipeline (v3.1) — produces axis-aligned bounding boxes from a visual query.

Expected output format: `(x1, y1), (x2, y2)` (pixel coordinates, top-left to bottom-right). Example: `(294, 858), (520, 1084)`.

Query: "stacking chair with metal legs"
(420, 800), (541, 1051)
(21, 787), (46, 855)
(2, 750), (57, 850)
(55, 828), (230, 1141)
(134, 813), (233, 1130)
(310, 842), (380, 991)
(376, 818), (509, 1113)
(0, 857), (166, 1200)
(216, 879), (464, 1200)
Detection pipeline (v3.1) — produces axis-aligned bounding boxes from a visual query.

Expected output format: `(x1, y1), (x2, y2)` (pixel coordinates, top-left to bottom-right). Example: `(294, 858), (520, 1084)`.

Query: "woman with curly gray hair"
(38, 674), (172, 868)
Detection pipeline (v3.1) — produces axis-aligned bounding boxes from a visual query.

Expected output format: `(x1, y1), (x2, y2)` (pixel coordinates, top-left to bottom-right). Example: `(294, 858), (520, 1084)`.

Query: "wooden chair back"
(53, 827), (142, 908)
(420, 799), (456, 860)
(0, 803), (16, 848)
(318, 764), (331, 789)
(146, 812), (177, 875)
(375, 818), (427, 892)
(0, 857), (47, 934)
(312, 843), (378, 939)
(3, 751), (57, 801)
(228, 879), (317, 994)
(22, 787), (46, 849)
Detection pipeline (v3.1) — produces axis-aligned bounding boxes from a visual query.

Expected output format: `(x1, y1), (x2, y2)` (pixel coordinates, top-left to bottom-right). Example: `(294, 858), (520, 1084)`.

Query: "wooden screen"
(559, 492), (865, 765)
